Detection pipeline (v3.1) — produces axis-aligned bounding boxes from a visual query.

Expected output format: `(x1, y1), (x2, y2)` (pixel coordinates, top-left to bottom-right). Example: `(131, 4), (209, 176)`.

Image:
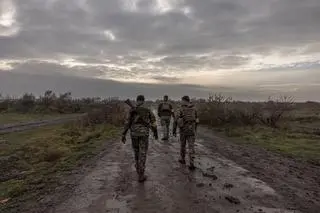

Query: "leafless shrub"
(258, 96), (295, 128)
(198, 93), (234, 126)
(76, 101), (127, 128)
(197, 94), (295, 128)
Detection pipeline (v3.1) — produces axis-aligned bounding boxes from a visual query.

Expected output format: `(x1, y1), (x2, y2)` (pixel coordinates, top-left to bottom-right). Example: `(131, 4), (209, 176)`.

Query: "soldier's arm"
(149, 110), (158, 139)
(194, 108), (199, 133)
(157, 103), (162, 117)
(195, 108), (199, 123)
(170, 104), (175, 118)
(172, 108), (179, 134)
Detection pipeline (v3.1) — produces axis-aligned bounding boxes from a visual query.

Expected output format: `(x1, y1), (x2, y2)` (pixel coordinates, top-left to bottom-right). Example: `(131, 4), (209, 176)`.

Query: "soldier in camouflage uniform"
(173, 96), (199, 170)
(157, 95), (174, 141)
(122, 95), (158, 182)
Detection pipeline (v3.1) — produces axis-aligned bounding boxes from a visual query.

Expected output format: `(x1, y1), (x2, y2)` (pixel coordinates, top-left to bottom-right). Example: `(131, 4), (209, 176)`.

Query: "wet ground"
(46, 115), (306, 213)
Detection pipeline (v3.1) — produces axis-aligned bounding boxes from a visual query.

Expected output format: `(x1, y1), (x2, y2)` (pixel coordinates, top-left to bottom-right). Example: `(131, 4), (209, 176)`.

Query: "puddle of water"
(241, 177), (276, 195)
(251, 206), (301, 213)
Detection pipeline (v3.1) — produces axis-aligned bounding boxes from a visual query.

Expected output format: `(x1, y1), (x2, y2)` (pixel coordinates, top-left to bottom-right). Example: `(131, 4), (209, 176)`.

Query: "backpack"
(131, 106), (151, 127)
(177, 105), (197, 135)
(161, 102), (171, 112)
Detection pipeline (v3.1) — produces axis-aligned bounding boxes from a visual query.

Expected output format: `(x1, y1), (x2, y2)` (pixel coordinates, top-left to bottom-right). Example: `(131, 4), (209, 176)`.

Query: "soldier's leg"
(187, 135), (196, 170)
(138, 136), (149, 181)
(160, 118), (166, 140)
(131, 137), (140, 174)
(179, 134), (187, 164)
(165, 119), (170, 139)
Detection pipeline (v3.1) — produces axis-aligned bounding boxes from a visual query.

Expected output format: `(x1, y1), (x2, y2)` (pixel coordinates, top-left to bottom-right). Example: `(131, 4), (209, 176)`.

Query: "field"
(0, 92), (126, 212)
(197, 95), (320, 164)
(0, 113), (72, 125)
(0, 123), (119, 212)
(0, 92), (319, 213)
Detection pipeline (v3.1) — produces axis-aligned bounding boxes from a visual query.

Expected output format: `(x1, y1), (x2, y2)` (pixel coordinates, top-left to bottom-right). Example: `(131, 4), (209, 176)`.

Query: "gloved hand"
(173, 131), (177, 137)
(121, 135), (126, 144)
(154, 133), (158, 140)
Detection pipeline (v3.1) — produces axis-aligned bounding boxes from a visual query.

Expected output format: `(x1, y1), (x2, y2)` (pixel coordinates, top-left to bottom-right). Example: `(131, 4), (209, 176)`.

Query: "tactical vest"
(132, 107), (151, 126)
(161, 102), (171, 112)
(130, 106), (151, 136)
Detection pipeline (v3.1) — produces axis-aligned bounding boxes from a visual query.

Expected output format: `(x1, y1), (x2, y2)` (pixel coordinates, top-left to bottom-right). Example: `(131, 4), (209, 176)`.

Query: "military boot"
(178, 159), (186, 164)
(188, 163), (196, 171)
(138, 174), (147, 182)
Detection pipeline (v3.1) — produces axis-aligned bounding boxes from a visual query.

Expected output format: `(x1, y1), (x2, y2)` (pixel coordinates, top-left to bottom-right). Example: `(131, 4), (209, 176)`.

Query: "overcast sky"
(0, 0), (319, 100)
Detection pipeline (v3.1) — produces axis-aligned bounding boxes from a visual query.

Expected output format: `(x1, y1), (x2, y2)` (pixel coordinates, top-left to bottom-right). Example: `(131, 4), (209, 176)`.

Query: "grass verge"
(215, 125), (320, 163)
(0, 123), (119, 212)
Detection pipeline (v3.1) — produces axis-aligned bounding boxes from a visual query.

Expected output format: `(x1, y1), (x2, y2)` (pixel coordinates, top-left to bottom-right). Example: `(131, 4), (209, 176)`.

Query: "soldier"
(157, 95), (174, 141)
(122, 95), (158, 182)
(173, 96), (199, 170)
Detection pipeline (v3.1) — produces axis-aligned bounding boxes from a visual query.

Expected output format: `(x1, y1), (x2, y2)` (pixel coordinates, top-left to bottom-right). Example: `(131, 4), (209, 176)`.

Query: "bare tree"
(259, 95), (295, 128)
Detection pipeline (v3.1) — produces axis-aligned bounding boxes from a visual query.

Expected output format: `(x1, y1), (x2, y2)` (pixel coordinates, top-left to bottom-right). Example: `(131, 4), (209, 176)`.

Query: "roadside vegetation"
(0, 91), (121, 125)
(1, 90), (319, 212)
(0, 91), (127, 212)
(196, 93), (320, 163)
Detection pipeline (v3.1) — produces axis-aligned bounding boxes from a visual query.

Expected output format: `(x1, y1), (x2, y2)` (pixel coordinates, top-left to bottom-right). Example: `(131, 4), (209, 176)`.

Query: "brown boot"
(138, 174), (147, 182)
(188, 163), (196, 171)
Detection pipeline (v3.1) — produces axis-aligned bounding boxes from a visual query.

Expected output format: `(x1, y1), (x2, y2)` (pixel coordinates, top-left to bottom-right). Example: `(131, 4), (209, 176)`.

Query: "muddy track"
(198, 127), (320, 213)
(0, 114), (86, 134)
(40, 117), (308, 213)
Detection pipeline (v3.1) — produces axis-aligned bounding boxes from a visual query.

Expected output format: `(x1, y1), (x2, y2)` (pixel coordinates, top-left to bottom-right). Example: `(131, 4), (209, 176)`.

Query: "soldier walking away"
(173, 96), (199, 171)
(122, 95), (158, 182)
(157, 95), (174, 141)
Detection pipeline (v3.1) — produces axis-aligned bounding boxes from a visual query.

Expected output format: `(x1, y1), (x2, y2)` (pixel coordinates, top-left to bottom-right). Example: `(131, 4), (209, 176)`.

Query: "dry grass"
(0, 99), (127, 212)
(197, 94), (320, 162)
(0, 123), (119, 212)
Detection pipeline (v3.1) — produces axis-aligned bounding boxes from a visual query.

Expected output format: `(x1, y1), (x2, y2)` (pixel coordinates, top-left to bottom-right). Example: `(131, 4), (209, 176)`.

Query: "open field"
(196, 95), (320, 164)
(0, 92), (319, 213)
(0, 113), (74, 125)
(215, 125), (320, 163)
(0, 123), (120, 212)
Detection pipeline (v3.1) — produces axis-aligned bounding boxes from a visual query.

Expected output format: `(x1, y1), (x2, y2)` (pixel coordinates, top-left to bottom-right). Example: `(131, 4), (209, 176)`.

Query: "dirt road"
(44, 117), (311, 213)
(0, 114), (85, 134)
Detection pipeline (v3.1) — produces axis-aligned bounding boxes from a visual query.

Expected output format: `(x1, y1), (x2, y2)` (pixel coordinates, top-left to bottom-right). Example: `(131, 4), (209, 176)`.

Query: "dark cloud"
(2, 0), (318, 59)
(0, 0), (319, 99)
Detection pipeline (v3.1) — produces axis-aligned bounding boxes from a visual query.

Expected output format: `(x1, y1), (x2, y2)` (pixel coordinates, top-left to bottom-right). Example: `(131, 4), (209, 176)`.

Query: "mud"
(40, 115), (306, 213)
(198, 127), (320, 213)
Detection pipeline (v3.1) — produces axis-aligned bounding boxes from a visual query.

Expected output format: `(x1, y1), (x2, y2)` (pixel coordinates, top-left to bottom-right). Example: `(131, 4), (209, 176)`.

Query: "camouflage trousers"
(180, 134), (195, 165)
(160, 116), (171, 139)
(131, 136), (149, 176)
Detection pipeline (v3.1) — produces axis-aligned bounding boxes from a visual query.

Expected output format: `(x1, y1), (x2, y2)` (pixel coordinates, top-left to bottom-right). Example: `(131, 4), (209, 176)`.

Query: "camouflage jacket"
(173, 103), (199, 136)
(123, 103), (157, 137)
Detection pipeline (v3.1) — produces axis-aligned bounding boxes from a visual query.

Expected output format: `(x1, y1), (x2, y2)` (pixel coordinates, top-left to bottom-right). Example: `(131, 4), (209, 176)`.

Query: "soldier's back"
(178, 103), (197, 136)
(130, 105), (152, 137)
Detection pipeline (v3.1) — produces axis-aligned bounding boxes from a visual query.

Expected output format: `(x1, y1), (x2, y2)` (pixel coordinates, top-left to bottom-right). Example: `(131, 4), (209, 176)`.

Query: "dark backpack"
(131, 106), (151, 127)
(160, 102), (171, 112)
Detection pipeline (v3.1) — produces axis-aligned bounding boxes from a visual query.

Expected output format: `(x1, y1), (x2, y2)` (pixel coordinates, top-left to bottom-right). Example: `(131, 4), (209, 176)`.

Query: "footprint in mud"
(196, 183), (205, 188)
(223, 183), (234, 189)
(225, 195), (241, 205)
(202, 171), (218, 180)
